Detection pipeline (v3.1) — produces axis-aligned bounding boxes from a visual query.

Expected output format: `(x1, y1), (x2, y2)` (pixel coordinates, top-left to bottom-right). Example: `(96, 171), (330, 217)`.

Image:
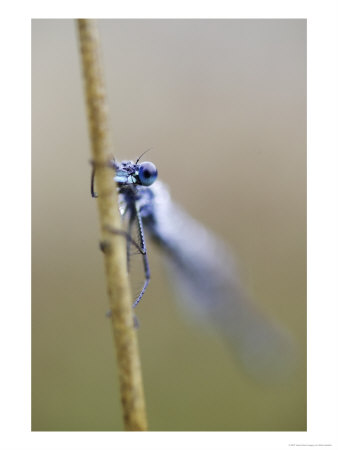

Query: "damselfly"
(91, 155), (295, 381)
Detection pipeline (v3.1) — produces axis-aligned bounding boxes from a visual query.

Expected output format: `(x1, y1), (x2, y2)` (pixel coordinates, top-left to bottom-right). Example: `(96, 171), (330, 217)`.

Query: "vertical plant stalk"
(77, 19), (148, 431)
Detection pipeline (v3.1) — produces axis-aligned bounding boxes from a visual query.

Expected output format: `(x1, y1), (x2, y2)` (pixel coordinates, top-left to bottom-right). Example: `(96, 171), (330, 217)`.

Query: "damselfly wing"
(92, 157), (296, 381)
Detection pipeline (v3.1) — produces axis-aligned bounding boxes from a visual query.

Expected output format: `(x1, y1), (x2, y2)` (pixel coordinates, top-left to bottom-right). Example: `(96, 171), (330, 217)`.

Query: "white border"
(1, 1), (337, 449)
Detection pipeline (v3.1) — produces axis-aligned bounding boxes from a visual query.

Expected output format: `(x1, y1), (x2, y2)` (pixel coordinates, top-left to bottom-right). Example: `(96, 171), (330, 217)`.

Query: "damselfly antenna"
(135, 149), (152, 164)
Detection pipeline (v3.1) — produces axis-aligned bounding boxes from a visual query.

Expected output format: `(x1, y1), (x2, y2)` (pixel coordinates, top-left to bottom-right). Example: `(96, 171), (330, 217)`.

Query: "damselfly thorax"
(91, 156), (296, 382)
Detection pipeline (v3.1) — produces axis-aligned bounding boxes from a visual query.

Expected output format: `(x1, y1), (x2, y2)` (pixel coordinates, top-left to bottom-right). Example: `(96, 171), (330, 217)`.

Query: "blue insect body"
(92, 157), (295, 381)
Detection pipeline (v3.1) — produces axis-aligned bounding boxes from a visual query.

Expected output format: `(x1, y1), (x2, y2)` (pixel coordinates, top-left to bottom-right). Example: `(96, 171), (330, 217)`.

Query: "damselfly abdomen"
(92, 157), (295, 381)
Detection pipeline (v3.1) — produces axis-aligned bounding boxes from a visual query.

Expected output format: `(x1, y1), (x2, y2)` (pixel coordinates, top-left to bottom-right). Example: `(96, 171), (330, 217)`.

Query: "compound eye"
(138, 162), (158, 186)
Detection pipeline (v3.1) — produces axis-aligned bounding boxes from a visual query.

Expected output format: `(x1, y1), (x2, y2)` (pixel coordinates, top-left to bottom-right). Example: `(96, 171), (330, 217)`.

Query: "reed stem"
(77, 18), (148, 431)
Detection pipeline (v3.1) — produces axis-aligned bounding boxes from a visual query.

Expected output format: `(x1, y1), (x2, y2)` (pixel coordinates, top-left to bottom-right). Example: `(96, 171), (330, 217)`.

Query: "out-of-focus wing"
(144, 180), (296, 382)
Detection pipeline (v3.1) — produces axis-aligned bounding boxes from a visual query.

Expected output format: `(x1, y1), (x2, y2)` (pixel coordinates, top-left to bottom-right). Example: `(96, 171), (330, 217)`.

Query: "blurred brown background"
(32, 19), (306, 431)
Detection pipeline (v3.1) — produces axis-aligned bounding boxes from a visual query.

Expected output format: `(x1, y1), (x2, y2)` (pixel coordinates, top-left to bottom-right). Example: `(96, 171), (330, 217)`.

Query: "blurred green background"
(32, 19), (306, 431)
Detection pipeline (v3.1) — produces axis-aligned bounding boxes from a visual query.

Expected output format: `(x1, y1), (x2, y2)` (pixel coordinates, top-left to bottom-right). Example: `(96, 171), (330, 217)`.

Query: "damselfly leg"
(90, 166), (98, 198)
(91, 157), (156, 310)
(102, 214), (150, 308)
(90, 158), (117, 198)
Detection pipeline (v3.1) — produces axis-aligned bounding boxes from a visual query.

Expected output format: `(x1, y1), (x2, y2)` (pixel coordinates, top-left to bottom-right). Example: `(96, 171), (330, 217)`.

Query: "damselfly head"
(114, 160), (158, 187)
(137, 161), (158, 186)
